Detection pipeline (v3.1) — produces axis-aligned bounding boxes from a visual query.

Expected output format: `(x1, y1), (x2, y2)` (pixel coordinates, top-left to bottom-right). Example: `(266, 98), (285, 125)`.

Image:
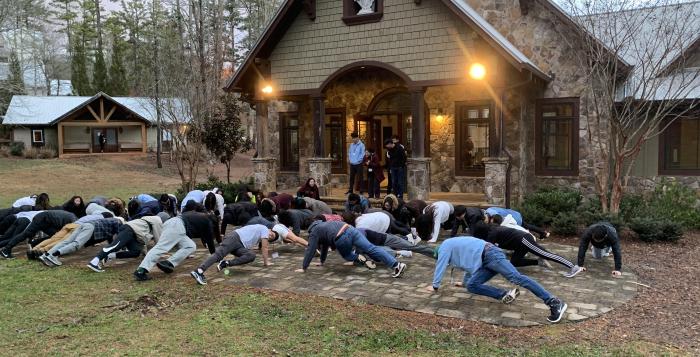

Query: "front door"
(325, 109), (347, 174)
(92, 128), (118, 153)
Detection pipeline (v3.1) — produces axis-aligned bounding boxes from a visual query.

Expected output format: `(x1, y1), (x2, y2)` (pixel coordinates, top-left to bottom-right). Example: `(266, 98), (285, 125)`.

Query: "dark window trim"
(279, 111), (300, 172)
(342, 0), (384, 25)
(325, 107), (347, 174)
(535, 97), (580, 176)
(455, 100), (494, 177)
(658, 116), (700, 176)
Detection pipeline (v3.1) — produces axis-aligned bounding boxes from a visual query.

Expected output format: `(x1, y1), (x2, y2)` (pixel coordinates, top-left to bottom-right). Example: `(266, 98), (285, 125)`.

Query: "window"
(455, 102), (492, 176)
(325, 109), (346, 174)
(32, 129), (44, 145)
(660, 115), (700, 175)
(536, 98), (579, 176)
(280, 112), (299, 171)
(342, 0), (383, 25)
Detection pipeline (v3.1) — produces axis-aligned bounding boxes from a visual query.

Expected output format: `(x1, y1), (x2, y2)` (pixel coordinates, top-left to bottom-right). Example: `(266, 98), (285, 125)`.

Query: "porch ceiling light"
(436, 108), (445, 122)
(468, 63), (486, 80)
(262, 85), (273, 94)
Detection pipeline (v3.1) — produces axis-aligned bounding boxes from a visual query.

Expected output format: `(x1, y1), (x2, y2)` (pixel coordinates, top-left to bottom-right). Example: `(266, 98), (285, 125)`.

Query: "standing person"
(346, 132), (365, 195)
(384, 139), (406, 199)
(577, 222), (623, 277)
(295, 221), (407, 277)
(0, 210), (77, 259)
(415, 201), (454, 243)
(297, 178), (321, 200)
(98, 131), (106, 152)
(86, 214), (165, 272)
(189, 224), (286, 285)
(365, 148), (383, 199)
(428, 237), (568, 323)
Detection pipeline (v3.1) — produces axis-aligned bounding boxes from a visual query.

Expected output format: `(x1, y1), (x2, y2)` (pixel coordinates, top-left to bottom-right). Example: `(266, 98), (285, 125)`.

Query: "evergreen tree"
(71, 40), (92, 95)
(107, 35), (128, 96)
(93, 47), (107, 92)
(0, 52), (26, 115)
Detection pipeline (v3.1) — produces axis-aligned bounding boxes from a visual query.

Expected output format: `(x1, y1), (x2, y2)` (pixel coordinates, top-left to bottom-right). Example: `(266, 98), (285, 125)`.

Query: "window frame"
(658, 115), (700, 176)
(31, 129), (45, 146)
(325, 108), (347, 174)
(455, 100), (494, 177)
(535, 97), (580, 177)
(342, 0), (384, 26)
(279, 111), (300, 172)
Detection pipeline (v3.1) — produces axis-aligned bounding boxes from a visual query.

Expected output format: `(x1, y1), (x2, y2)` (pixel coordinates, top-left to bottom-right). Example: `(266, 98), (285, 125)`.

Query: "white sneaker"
(501, 288), (520, 304)
(397, 250), (412, 258)
(392, 262), (407, 278)
(564, 265), (584, 278)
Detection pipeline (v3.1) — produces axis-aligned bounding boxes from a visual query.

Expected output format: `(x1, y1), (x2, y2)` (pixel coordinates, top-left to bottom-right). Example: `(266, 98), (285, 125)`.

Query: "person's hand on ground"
(264, 262), (274, 267)
(454, 281), (464, 287)
(612, 270), (622, 277)
(425, 285), (437, 293)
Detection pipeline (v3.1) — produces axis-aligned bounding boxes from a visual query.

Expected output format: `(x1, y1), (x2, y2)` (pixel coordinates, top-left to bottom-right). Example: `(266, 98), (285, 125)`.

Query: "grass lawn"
(0, 259), (661, 356)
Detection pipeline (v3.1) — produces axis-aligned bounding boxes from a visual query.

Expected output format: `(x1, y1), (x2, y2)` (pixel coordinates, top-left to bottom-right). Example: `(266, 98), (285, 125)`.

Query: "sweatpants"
(47, 223), (96, 256)
(197, 232), (255, 272)
(511, 234), (574, 269)
(32, 224), (80, 253)
(96, 225), (144, 261)
(138, 217), (196, 271)
(0, 215), (17, 235)
(382, 234), (435, 258)
(0, 218), (30, 248)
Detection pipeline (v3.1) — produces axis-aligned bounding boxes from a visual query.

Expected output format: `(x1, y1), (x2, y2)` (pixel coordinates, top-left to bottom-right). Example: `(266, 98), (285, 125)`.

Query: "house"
(224, 0), (700, 205)
(2, 92), (184, 157)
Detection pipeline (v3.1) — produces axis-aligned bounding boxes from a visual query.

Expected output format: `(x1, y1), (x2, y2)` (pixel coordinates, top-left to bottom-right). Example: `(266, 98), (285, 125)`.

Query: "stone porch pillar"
(308, 158), (334, 197)
(252, 99), (276, 192)
(308, 95), (332, 196)
(407, 157), (431, 200)
(483, 156), (509, 206)
(408, 87), (431, 200)
(252, 157), (277, 193)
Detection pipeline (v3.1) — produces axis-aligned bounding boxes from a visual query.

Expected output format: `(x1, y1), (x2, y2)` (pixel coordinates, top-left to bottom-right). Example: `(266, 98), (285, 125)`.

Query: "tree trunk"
(226, 160), (231, 183)
(609, 156), (625, 215)
(153, 0), (162, 169)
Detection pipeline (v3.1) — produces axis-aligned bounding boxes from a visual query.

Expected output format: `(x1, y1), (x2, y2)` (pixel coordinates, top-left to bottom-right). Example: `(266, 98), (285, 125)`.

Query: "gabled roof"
(2, 92), (186, 126)
(224, 0), (551, 92)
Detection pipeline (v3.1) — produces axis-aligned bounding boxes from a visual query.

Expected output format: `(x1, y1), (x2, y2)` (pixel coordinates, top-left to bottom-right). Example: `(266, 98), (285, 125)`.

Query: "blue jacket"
(130, 200), (162, 220)
(345, 196), (369, 214)
(485, 207), (522, 225)
(432, 237), (486, 289)
(348, 140), (365, 165)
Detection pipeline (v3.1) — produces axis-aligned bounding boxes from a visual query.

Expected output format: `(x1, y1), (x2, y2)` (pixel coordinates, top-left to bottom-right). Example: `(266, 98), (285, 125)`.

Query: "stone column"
(252, 157), (277, 193)
(407, 157), (431, 200)
(410, 88), (426, 157)
(312, 95), (325, 157)
(308, 157), (334, 197)
(254, 99), (269, 157)
(483, 156), (509, 206)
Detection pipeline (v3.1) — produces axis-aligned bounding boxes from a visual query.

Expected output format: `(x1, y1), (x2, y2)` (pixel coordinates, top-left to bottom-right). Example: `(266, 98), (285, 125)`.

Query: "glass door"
(92, 128), (118, 153)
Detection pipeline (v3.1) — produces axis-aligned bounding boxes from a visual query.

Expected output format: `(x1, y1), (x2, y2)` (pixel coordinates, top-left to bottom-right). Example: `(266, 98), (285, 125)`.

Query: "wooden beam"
(141, 123), (147, 153)
(104, 106), (117, 121)
(100, 98), (105, 120)
(86, 104), (100, 121)
(57, 123), (64, 158)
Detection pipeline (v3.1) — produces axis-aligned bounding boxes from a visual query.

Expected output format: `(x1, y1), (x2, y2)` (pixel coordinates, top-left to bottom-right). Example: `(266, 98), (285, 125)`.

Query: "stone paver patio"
(33, 237), (638, 327)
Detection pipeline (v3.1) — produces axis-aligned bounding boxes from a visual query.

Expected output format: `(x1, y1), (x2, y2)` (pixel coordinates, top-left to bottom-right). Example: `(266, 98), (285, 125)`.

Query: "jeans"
(389, 167), (405, 199)
(466, 245), (553, 303)
(334, 227), (397, 268)
(348, 164), (364, 193)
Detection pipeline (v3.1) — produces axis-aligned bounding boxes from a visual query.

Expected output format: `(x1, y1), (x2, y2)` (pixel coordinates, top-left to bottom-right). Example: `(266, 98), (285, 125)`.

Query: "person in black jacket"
(277, 209), (314, 236)
(221, 202), (260, 234)
(577, 222), (623, 277)
(133, 211), (219, 281)
(449, 205), (470, 237)
(384, 139), (407, 200)
(472, 222), (583, 278)
(1, 210), (77, 258)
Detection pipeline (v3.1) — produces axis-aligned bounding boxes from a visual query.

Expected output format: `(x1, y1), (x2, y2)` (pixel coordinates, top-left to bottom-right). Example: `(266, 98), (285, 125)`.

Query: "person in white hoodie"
(415, 201), (454, 243)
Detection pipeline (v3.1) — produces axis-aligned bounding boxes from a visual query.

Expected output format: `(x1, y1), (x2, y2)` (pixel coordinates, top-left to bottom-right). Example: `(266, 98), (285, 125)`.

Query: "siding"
(269, 0), (481, 91)
(12, 128), (31, 147)
(630, 135), (659, 177)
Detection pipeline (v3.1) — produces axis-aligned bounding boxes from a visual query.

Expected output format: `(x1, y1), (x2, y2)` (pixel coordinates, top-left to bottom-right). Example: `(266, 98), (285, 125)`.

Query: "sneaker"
(564, 265), (584, 278)
(392, 262), (407, 278)
(538, 258), (553, 270)
(190, 270), (207, 285)
(547, 298), (568, 323)
(39, 254), (55, 267)
(216, 260), (228, 272)
(156, 260), (175, 274)
(0, 249), (13, 259)
(355, 254), (376, 269)
(26, 250), (40, 260)
(396, 250), (413, 258)
(87, 261), (104, 273)
(45, 254), (62, 267)
(501, 288), (520, 304)
(133, 269), (151, 281)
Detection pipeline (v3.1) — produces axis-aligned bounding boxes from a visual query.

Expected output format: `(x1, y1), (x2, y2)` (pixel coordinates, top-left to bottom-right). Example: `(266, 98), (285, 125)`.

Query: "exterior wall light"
(468, 63), (486, 80)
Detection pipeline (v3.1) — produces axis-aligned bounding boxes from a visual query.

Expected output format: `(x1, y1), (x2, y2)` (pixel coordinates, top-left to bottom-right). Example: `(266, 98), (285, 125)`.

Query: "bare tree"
(561, 0), (700, 213)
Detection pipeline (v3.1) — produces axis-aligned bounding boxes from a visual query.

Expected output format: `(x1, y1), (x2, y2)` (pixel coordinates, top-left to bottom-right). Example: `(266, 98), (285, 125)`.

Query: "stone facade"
(307, 158), (334, 196)
(407, 157), (432, 200)
(251, 158), (278, 193)
(483, 156), (509, 206)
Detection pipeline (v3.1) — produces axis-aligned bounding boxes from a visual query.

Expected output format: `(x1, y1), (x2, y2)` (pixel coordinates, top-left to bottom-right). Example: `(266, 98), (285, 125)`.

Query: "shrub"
(9, 141), (24, 156)
(519, 187), (582, 226)
(0, 146), (10, 157)
(619, 193), (648, 223)
(577, 198), (625, 232)
(647, 180), (700, 230)
(551, 211), (578, 236)
(23, 146), (57, 159)
(175, 175), (255, 204)
(629, 217), (683, 242)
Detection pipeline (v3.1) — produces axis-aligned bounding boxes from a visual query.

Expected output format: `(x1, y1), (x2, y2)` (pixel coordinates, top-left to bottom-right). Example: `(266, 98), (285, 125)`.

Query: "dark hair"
(105, 199), (125, 217)
(384, 138), (393, 146)
(302, 216), (317, 229)
(351, 132), (359, 138)
(277, 210), (293, 228)
(127, 200), (140, 217)
(454, 205), (467, 218)
(368, 147), (375, 154)
(341, 211), (357, 226)
(183, 200), (204, 213)
(414, 213), (434, 241)
(204, 192), (217, 212)
(35, 193), (51, 210)
(314, 214), (327, 222)
(63, 196), (86, 217)
(159, 194), (170, 203)
(292, 197), (307, 209)
(347, 193), (360, 204)
(259, 200), (274, 217)
(591, 225), (609, 242)
(351, 205), (364, 214)
(391, 134), (400, 140)
(491, 214), (504, 225)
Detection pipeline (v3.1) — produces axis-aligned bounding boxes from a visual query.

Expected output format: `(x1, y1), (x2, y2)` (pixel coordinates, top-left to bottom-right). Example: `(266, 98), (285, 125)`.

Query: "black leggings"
(511, 234), (574, 269)
(0, 215), (17, 235)
(96, 225), (144, 260)
(4, 215), (61, 251)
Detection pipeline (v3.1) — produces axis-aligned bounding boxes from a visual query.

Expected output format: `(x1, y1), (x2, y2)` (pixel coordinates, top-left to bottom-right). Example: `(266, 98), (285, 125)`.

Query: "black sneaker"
(216, 260), (228, 272)
(0, 249), (13, 259)
(87, 261), (104, 273)
(190, 270), (207, 285)
(547, 298), (568, 323)
(133, 269), (151, 281)
(156, 260), (175, 274)
(354, 254), (376, 269)
(26, 250), (40, 260)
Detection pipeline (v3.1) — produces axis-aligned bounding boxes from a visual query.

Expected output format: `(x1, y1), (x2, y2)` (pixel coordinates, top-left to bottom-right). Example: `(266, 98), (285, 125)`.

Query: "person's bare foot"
(454, 282), (463, 287)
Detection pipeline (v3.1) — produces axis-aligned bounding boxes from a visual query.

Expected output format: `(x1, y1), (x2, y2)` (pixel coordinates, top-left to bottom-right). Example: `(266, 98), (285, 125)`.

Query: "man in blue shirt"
(346, 132), (365, 195)
(427, 236), (568, 323)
